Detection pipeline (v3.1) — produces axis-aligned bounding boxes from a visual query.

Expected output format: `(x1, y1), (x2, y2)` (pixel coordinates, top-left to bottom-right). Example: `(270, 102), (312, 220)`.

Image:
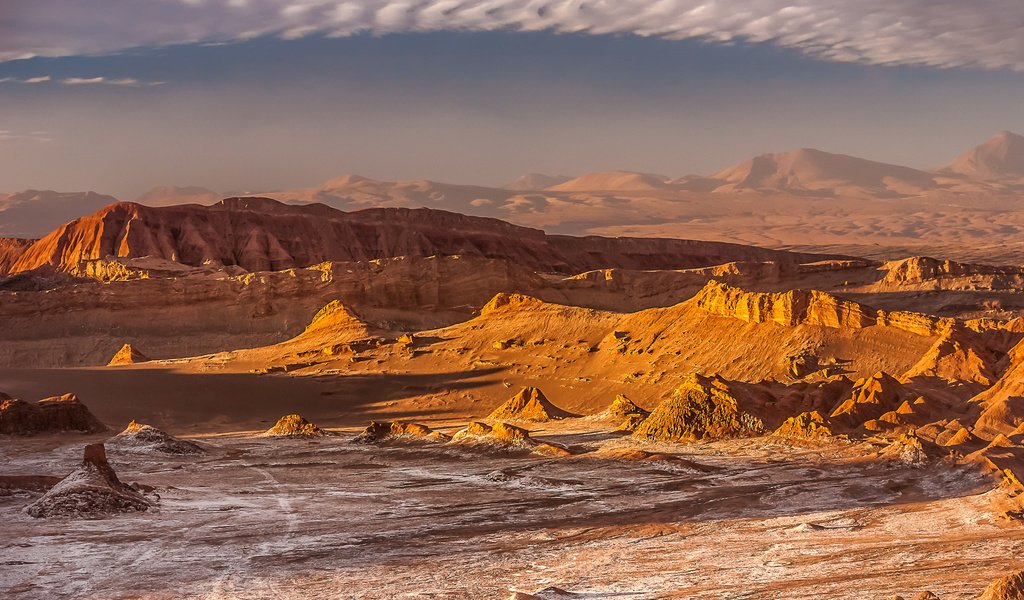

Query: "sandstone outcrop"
(692, 280), (874, 329)
(880, 256), (1024, 291)
(903, 326), (1007, 385)
(262, 414), (326, 437)
(977, 569), (1024, 600)
(487, 387), (578, 423)
(109, 421), (204, 455)
(450, 421), (571, 456)
(879, 430), (930, 466)
(107, 343), (150, 366)
(353, 421), (449, 443)
(829, 372), (910, 428)
(598, 394), (650, 421)
(0, 393), (107, 435)
(25, 443), (151, 518)
(773, 411), (834, 440)
(633, 373), (766, 442)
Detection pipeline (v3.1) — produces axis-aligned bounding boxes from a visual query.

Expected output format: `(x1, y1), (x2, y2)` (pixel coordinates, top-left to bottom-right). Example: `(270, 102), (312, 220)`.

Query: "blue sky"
(2, 1), (1024, 197)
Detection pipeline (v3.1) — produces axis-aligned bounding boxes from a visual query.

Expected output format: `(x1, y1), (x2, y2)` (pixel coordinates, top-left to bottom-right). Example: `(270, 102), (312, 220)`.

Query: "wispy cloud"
(0, 129), (52, 143)
(0, 75), (163, 86)
(61, 76), (162, 86)
(2, 1), (1024, 70)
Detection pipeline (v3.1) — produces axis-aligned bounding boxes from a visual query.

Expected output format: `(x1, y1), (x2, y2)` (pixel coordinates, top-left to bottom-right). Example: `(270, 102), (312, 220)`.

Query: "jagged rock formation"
(353, 421), (449, 444)
(633, 373), (766, 442)
(450, 421), (571, 456)
(599, 394), (649, 420)
(693, 280), (875, 328)
(107, 343), (150, 366)
(262, 414), (326, 437)
(829, 372), (910, 428)
(977, 569), (1024, 600)
(693, 280), (957, 339)
(3, 197), (834, 276)
(487, 387), (578, 423)
(773, 411), (834, 440)
(903, 326), (1007, 386)
(0, 393), (107, 435)
(24, 443), (151, 518)
(879, 430), (930, 466)
(108, 421), (204, 455)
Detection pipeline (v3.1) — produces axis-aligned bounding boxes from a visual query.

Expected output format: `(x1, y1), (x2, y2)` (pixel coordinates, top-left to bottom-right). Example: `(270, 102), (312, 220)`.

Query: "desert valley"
(6, 132), (1024, 598)
(10, 1), (1024, 594)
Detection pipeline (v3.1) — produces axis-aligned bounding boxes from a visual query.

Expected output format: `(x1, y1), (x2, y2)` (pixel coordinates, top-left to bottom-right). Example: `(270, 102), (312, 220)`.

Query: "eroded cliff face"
(0, 237), (33, 272)
(0, 255), (546, 367)
(692, 280), (960, 338)
(692, 280), (875, 329)
(5, 197), (837, 276)
(879, 256), (1024, 291)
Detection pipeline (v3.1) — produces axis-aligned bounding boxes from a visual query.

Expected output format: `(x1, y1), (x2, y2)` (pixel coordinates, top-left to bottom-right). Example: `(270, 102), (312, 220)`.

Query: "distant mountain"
(708, 148), (937, 196)
(133, 186), (221, 207)
(548, 171), (669, 192)
(503, 173), (573, 191)
(0, 190), (117, 237)
(942, 131), (1024, 181)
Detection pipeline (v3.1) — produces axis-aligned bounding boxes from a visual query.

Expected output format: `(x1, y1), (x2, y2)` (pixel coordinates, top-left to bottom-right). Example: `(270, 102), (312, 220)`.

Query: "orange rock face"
(0, 393), (107, 435)
(5, 198), (834, 276)
(487, 387), (578, 422)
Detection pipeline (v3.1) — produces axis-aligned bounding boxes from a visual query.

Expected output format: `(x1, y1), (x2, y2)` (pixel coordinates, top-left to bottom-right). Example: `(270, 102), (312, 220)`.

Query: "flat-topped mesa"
(881, 256), (1024, 287)
(4, 197), (840, 276)
(632, 373), (766, 443)
(692, 280), (875, 329)
(693, 280), (954, 336)
(487, 387), (578, 423)
(25, 443), (151, 518)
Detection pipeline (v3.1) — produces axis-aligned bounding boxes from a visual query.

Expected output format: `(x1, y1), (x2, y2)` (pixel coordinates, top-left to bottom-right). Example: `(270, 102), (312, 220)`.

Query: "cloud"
(0, 129), (52, 143)
(62, 76), (163, 86)
(0, 74), (164, 86)
(2, 1), (1024, 71)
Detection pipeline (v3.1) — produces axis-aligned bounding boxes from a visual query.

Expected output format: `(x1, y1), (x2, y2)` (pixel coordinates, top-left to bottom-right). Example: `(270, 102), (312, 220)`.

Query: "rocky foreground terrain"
(5, 197), (1024, 598)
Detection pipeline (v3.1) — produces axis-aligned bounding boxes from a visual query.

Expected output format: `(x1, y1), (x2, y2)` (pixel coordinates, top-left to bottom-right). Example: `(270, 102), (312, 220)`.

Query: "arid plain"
(8, 133), (1024, 599)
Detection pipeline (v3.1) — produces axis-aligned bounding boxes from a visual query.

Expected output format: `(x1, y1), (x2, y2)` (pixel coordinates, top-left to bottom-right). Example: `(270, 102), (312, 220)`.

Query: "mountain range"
(3, 131), (1024, 239)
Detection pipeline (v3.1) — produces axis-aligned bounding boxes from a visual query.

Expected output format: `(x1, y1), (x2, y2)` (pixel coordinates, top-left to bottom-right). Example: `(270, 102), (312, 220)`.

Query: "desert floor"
(2, 420), (1022, 599)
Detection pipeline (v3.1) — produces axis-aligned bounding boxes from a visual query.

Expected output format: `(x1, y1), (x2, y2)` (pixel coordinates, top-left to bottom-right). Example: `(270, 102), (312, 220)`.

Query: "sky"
(2, 0), (1024, 198)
